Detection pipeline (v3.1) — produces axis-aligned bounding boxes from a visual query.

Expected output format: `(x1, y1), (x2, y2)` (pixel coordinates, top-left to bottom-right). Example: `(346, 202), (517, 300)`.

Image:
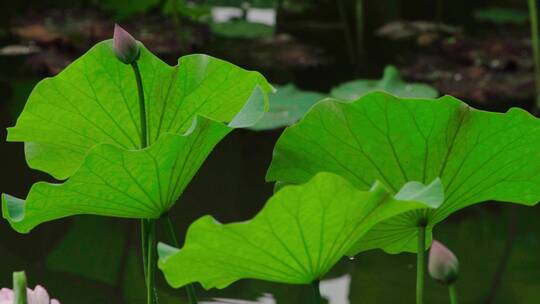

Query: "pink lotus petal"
(428, 240), (459, 284)
(0, 288), (14, 304)
(2, 280), (59, 303)
(28, 285), (50, 304)
(113, 24), (140, 64)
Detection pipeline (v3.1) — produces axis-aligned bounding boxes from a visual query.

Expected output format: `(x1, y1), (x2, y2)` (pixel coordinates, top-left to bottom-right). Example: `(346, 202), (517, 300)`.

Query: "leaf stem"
(355, 0), (364, 62)
(162, 214), (179, 248)
(131, 61), (147, 148)
(416, 225), (426, 304)
(448, 284), (459, 304)
(436, 0), (443, 29)
(141, 219), (148, 279)
(170, 0), (180, 27)
(529, 0), (540, 111)
(336, 0), (357, 65)
(162, 214), (198, 304)
(311, 280), (322, 304)
(168, 0), (184, 50)
(131, 58), (154, 303)
(146, 219), (157, 304)
(13, 271), (27, 304)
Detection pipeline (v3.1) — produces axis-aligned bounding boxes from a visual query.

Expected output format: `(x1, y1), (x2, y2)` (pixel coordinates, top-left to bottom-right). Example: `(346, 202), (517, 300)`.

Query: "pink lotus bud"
(112, 24), (140, 64)
(27, 285), (60, 304)
(428, 240), (459, 285)
(0, 288), (14, 304)
(0, 286), (60, 304)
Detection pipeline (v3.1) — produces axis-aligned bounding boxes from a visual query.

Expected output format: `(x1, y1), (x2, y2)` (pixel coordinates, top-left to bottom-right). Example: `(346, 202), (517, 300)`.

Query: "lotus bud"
(428, 240), (459, 285)
(27, 285), (60, 304)
(112, 24), (140, 65)
(0, 288), (14, 304)
(1, 272), (60, 304)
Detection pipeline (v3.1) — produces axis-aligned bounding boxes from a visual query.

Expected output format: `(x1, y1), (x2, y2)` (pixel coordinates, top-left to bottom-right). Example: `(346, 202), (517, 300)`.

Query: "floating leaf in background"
(41, 215), (185, 303)
(249, 84), (325, 131)
(46, 217), (127, 285)
(330, 65), (438, 101)
(267, 92), (540, 254)
(158, 172), (441, 289)
(474, 7), (529, 25)
(2, 40), (273, 233)
(211, 20), (274, 39)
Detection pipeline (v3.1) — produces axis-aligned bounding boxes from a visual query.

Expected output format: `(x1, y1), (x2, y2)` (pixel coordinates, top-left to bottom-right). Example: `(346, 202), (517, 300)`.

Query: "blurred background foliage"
(1, 0), (540, 303)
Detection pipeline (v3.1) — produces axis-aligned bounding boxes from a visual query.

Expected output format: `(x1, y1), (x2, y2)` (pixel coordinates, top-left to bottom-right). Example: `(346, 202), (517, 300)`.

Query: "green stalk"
(163, 214), (198, 303)
(146, 220), (157, 304)
(131, 59), (155, 303)
(241, 1), (251, 21)
(529, 0), (540, 110)
(336, 0), (357, 65)
(448, 284), (459, 304)
(355, 0), (365, 62)
(13, 271), (27, 304)
(131, 61), (147, 148)
(168, 0), (184, 49)
(311, 280), (322, 304)
(436, 0), (443, 29)
(141, 219), (148, 279)
(170, 0), (180, 27)
(416, 225), (426, 304)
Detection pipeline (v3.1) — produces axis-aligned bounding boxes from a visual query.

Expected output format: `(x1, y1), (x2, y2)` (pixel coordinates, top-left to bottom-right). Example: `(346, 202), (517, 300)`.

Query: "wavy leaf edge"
(7, 39), (273, 180)
(2, 115), (232, 233)
(157, 172), (443, 289)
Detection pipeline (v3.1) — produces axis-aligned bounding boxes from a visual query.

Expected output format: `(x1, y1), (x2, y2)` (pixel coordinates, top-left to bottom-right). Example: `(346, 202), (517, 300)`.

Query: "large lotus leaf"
(249, 84), (326, 131)
(8, 40), (272, 180)
(267, 92), (540, 254)
(330, 65), (438, 101)
(3, 118), (230, 233)
(158, 172), (442, 289)
(3, 39), (272, 232)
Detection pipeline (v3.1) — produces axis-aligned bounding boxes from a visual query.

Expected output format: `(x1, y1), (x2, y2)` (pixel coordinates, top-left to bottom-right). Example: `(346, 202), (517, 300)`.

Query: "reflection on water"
(211, 7), (276, 25)
(247, 9), (276, 26)
(202, 275), (352, 304)
(202, 294), (274, 304)
(320, 275), (350, 304)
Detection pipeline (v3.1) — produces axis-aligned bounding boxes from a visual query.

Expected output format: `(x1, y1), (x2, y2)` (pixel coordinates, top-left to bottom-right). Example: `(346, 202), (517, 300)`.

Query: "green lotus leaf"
(158, 172), (442, 289)
(267, 92), (540, 254)
(3, 118), (230, 233)
(8, 40), (272, 180)
(330, 65), (438, 101)
(249, 84), (326, 131)
(3, 40), (272, 232)
(474, 7), (529, 25)
(211, 21), (275, 39)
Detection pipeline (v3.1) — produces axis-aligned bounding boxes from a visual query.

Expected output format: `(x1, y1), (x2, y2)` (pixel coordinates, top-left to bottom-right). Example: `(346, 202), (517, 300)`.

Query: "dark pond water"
(1, 35), (540, 304)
